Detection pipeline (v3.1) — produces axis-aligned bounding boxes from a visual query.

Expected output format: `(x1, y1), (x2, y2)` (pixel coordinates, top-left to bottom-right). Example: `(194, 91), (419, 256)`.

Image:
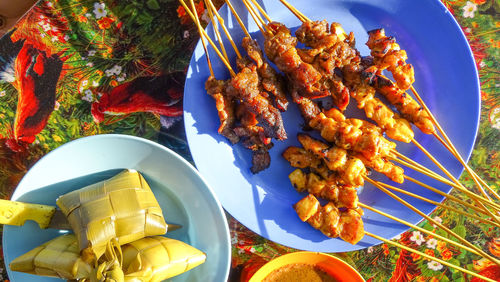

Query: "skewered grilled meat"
(295, 20), (359, 71)
(289, 169), (359, 209)
(364, 71), (435, 134)
(297, 134), (366, 186)
(227, 64), (287, 140)
(366, 28), (414, 90)
(205, 76), (240, 144)
(264, 22), (349, 110)
(294, 194), (364, 244)
(308, 108), (396, 160)
(241, 37), (289, 111)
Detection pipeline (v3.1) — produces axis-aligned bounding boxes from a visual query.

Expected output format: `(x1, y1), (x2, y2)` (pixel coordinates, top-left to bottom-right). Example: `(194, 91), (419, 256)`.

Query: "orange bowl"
(249, 251), (365, 282)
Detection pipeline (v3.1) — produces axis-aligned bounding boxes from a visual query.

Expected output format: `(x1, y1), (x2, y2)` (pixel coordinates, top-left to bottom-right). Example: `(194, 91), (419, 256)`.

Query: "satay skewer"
(204, 0), (231, 62)
(179, 0), (236, 76)
(204, 0), (243, 59)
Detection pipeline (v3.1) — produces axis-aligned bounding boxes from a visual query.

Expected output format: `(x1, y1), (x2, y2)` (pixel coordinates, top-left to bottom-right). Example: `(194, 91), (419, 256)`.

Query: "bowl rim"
(249, 251), (365, 282)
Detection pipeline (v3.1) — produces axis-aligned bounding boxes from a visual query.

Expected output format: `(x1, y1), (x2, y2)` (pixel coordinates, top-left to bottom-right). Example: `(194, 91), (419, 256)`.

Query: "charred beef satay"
(264, 22), (349, 110)
(295, 20), (359, 71)
(227, 65), (287, 140)
(366, 28), (414, 90)
(364, 71), (435, 134)
(205, 76), (240, 144)
(241, 37), (289, 111)
(294, 194), (364, 244)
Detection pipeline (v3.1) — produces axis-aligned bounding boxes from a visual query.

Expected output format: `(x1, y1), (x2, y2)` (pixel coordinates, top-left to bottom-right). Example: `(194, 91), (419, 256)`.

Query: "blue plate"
(3, 134), (231, 282)
(183, 0), (480, 252)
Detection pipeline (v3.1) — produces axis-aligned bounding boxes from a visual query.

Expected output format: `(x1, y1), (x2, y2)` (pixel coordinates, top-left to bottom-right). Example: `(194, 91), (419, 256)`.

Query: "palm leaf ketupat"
(56, 169), (168, 258)
(121, 236), (206, 281)
(10, 234), (206, 281)
(9, 234), (93, 280)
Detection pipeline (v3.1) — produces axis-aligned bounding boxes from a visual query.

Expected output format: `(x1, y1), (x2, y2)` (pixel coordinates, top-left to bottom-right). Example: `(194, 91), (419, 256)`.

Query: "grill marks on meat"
(205, 76), (240, 144)
(366, 28), (414, 91)
(364, 71), (435, 134)
(206, 37), (291, 174)
(227, 65), (287, 140)
(242, 37), (289, 111)
(264, 22), (349, 110)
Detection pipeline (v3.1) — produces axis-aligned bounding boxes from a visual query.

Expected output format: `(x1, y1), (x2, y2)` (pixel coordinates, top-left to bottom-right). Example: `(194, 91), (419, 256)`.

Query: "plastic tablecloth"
(0, 0), (498, 281)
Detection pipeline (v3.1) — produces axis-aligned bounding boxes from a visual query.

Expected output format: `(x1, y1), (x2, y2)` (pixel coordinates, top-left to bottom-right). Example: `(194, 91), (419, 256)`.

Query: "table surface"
(0, 0), (498, 281)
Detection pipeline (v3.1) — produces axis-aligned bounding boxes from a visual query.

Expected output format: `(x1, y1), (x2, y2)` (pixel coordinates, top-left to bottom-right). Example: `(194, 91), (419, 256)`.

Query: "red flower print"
(97, 17), (115, 29)
(441, 249), (453, 261)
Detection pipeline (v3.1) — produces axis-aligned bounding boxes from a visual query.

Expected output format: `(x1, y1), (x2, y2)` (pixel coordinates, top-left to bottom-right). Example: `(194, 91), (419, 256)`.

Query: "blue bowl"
(183, 0), (479, 252)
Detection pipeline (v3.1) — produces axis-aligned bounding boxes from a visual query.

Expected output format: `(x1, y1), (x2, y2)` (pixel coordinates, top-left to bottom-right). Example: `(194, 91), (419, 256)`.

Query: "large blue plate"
(184, 0), (480, 252)
(3, 134), (231, 282)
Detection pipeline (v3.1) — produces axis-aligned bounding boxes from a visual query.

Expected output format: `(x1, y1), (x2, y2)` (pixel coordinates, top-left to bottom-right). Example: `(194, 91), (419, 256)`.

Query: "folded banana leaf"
(56, 169), (167, 258)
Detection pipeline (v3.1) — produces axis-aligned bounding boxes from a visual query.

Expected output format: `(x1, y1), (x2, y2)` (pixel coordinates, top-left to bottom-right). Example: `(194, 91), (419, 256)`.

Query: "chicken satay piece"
(297, 134), (366, 187)
(283, 147), (322, 169)
(228, 65), (287, 140)
(242, 37), (289, 111)
(364, 71), (435, 134)
(289, 169), (359, 208)
(308, 110), (396, 160)
(294, 194), (364, 243)
(205, 76), (239, 144)
(366, 28), (414, 90)
(352, 153), (404, 184)
(339, 208), (365, 244)
(348, 84), (414, 143)
(288, 169), (340, 202)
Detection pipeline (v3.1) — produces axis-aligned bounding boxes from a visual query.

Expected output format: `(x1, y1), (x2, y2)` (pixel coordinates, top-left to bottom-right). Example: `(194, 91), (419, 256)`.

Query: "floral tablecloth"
(0, 0), (498, 281)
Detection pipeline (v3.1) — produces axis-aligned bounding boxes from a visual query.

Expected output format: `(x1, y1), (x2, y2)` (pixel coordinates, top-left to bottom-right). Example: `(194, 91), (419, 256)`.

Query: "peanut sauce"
(263, 263), (337, 282)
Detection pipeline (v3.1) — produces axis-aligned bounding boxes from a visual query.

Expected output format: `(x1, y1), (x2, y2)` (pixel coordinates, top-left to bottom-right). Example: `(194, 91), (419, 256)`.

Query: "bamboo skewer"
(204, 0), (230, 62)
(365, 177), (500, 266)
(277, 0), (309, 22)
(240, 0), (268, 36)
(364, 231), (496, 282)
(225, 0), (251, 38)
(179, 0), (236, 77)
(249, 0), (272, 23)
(410, 84), (499, 201)
(404, 175), (493, 216)
(189, 0), (213, 76)
(186, 2), (497, 279)
(205, 0), (243, 60)
(412, 139), (500, 224)
(376, 182), (500, 228)
(431, 129), (500, 202)
(358, 203), (482, 256)
(391, 153), (500, 214)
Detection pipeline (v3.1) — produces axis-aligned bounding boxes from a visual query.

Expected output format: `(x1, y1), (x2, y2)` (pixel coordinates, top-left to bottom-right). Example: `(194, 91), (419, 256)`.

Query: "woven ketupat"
(56, 169), (167, 258)
(9, 234), (92, 280)
(121, 236), (206, 281)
